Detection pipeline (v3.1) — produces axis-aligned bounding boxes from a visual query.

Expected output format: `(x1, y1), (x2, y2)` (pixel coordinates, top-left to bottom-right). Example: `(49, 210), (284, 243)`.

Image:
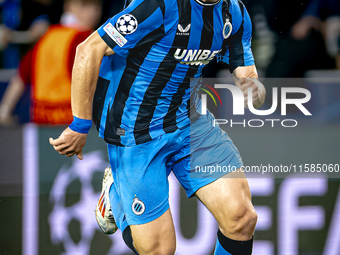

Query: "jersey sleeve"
(97, 0), (165, 57)
(218, 0), (255, 72)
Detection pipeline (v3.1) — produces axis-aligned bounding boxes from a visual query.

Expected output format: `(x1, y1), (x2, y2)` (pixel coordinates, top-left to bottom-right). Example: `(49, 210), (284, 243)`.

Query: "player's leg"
(96, 167), (173, 254)
(173, 159), (256, 254)
(96, 167), (137, 251)
(97, 167), (173, 254)
(105, 136), (181, 255)
(130, 209), (176, 255)
(172, 110), (256, 255)
(195, 170), (257, 255)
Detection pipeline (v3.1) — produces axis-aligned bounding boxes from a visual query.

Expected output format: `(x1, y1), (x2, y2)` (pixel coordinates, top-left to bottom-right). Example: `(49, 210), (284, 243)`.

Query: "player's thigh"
(131, 208), (176, 255)
(107, 136), (179, 254)
(195, 169), (257, 240)
(171, 111), (244, 198)
(107, 136), (175, 224)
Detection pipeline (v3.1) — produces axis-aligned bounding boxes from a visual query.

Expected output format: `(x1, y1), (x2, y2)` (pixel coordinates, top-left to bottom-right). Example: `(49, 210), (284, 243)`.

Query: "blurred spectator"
(100, 0), (124, 26)
(204, 0), (274, 78)
(266, 0), (339, 77)
(0, 0), (101, 126)
(0, 0), (51, 68)
(292, 0), (340, 55)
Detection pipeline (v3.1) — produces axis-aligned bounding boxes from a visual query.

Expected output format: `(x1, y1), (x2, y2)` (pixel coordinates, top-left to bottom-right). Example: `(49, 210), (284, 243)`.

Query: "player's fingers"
(248, 83), (256, 92)
(53, 145), (62, 152)
(239, 77), (247, 85)
(251, 84), (258, 92)
(241, 84), (255, 96)
(57, 146), (73, 155)
(246, 77), (257, 83)
(76, 149), (83, 160)
(244, 97), (249, 109)
(58, 150), (67, 155)
(252, 91), (258, 99)
(57, 146), (74, 155)
(240, 83), (249, 92)
(49, 137), (64, 146)
(66, 151), (76, 157)
(243, 89), (253, 98)
(53, 143), (70, 151)
(49, 137), (56, 145)
(253, 97), (259, 105)
(236, 81), (246, 90)
(244, 83), (258, 95)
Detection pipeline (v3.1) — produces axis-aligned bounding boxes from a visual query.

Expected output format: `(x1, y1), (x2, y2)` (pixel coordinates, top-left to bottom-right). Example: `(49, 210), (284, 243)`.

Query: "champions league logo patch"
(132, 197), (145, 215)
(223, 18), (232, 39)
(103, 23), (127, 47)
(116, 14), (138, 35)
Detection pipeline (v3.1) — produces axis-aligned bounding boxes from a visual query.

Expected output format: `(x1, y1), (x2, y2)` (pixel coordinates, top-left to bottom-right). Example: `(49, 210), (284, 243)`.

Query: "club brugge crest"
(132, 197), (145, 215)
(223, 18), (232, 39)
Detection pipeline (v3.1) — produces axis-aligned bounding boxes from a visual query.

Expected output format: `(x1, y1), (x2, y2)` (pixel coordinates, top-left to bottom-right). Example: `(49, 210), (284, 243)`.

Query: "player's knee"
(221, 202), (257, 238)
(157, 241), (176, 255)
(135, 239), (176, 255)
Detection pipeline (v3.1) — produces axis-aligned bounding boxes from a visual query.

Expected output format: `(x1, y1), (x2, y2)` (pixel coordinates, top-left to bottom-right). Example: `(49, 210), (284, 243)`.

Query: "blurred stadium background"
(0, 0), (340, 254)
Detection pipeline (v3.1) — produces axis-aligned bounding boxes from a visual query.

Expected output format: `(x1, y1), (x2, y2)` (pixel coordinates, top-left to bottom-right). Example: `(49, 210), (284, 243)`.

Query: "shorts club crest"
(132, 198), (145, 215)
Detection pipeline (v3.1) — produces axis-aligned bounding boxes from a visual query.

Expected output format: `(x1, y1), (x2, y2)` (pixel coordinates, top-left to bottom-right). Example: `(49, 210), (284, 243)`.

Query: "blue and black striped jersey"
(94, 0), (254, 146)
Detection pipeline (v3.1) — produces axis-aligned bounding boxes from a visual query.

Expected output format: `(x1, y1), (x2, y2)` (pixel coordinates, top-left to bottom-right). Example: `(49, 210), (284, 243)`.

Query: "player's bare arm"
(49, 31), (114, 159)
(233, 65), (266, 109)
(71, 31), (114, 118)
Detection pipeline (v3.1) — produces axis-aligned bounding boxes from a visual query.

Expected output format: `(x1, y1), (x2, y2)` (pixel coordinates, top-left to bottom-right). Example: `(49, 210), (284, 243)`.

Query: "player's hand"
(236, 78), (264, 109)
(49, 127), (87, 160)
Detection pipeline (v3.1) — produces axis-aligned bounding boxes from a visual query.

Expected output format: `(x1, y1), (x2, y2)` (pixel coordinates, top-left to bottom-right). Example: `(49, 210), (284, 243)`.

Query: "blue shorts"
(107, 111), (243, 227)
